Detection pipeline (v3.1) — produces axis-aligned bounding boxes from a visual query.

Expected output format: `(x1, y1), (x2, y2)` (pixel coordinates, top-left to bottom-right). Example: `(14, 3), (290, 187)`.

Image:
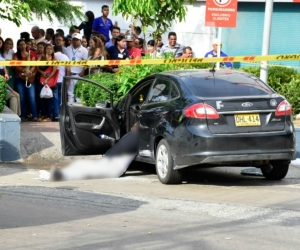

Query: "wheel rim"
(157, 144), (169, 179)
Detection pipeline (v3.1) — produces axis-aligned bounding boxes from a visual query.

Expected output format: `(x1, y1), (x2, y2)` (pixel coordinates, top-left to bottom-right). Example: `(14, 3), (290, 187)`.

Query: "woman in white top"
(3, 38), (14, 59)
(147, 39), (161, 58)
(3, 38), (15, 89)
(0, 37), (20, 116)
(88, 36), (107, 74)
(88, 36), (107, 60)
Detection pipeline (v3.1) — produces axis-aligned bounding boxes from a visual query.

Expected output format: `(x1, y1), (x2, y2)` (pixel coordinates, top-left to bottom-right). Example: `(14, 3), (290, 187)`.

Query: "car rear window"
(184, 73), (275, 97)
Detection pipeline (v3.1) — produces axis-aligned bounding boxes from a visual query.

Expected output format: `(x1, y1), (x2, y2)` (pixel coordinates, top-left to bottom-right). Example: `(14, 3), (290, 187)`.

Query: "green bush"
(240, 66), (299, 92)
(240, 66), (300, 114)
(116, 54), (212, 96)
(279, 76), (300, 115)
(76, 63), (300, 115)
(74, 73), (123, 107)
(75, 55), (212, 105)
(0, 77), (6, 113)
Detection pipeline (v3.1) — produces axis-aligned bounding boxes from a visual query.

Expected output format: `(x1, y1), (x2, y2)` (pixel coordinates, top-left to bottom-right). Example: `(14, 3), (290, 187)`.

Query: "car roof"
(159, 69), (252, 78)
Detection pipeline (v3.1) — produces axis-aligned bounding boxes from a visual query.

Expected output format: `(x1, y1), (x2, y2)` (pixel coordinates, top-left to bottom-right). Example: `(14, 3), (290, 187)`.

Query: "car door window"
(128, 80), (154, 130)
(170, 83), (180, 99)
(130, 80), (153, 106)
(147, 79), (171, 103)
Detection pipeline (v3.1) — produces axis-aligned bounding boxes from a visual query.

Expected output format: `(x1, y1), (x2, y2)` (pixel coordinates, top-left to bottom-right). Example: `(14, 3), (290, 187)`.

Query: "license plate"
(234, 114), (261, 127)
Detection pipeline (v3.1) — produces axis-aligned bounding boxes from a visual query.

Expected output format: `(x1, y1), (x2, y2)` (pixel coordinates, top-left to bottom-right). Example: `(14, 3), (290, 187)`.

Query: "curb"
(0, 107), (21, 162)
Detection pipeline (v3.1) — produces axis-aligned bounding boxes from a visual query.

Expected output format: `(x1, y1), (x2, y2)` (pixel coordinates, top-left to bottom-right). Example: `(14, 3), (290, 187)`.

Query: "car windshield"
(184, 72), (275, 97)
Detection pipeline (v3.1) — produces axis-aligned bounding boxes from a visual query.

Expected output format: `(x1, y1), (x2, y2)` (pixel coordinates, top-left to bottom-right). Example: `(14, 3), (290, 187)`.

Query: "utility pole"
(260, 0), (274, 84)
(216, 27), (222, 70)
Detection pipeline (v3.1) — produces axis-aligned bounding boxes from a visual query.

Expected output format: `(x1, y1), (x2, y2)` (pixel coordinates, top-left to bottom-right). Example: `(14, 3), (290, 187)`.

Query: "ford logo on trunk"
(242, 102), (253, 107)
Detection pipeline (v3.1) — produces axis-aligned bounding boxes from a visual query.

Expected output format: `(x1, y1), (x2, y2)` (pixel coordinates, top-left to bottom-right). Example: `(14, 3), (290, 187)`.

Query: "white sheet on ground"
(59, 154), (136, 181)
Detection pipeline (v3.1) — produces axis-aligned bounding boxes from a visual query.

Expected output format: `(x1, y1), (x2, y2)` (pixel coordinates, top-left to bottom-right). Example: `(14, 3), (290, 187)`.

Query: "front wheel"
(155, 139), (182, 184)
(261, 160), (290, 180)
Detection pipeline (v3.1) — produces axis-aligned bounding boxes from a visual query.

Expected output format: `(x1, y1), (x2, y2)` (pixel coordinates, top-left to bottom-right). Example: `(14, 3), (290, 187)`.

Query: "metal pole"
(260, 0), (274, 84)
(217, 27), (222, 70)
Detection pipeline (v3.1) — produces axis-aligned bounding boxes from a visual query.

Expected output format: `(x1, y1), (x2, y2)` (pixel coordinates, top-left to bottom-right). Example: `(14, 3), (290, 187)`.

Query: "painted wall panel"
(222, 3), (300, 68)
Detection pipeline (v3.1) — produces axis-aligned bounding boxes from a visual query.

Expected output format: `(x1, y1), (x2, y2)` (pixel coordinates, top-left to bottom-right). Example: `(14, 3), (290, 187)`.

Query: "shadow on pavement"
(123, 162), (300, 187)
(0, 185), (147, 229)
(181, 166), (300, 187)
(124, 162), (157, 177)
(36, 161), (294, 188)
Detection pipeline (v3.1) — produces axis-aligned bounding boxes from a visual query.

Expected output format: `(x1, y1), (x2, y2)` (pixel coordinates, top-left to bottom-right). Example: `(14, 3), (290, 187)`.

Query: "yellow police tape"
(0, 54), (299, 67)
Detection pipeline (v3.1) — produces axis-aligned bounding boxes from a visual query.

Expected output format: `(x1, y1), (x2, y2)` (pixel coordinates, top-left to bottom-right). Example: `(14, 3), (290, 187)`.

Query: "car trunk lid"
(204, 96), (287, 134)
(184, 70), (291, 135)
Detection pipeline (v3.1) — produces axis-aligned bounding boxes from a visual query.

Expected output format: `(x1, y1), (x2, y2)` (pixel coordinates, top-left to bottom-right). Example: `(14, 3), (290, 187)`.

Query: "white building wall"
(0, 0), (215, 57)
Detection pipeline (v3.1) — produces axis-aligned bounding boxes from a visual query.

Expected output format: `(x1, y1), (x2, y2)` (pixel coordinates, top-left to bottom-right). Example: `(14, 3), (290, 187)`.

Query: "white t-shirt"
(54, 52), (69, 83)
(65, 45), (88, 74)
(3, 49), (14, 60)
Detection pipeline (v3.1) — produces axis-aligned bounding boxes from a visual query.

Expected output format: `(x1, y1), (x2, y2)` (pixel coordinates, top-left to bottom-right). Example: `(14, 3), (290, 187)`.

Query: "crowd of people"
(0, 4), (231, 123)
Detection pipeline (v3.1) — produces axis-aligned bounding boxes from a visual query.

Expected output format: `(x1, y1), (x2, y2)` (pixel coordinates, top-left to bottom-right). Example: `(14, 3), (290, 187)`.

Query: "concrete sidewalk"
(19, 122), (99, 166)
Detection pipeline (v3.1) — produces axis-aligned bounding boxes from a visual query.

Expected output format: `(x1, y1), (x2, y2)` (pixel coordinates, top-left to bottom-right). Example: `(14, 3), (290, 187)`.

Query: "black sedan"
(59, 69), (295, 184)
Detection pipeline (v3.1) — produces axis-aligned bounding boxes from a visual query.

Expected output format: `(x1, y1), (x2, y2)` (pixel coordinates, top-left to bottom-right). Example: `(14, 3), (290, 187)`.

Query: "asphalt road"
(1, 163), (300, 250)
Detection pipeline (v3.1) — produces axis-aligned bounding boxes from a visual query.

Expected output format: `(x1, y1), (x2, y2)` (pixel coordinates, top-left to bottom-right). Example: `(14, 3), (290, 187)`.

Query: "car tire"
(261, 160), (290, 180)
(155, 139), (182, 184)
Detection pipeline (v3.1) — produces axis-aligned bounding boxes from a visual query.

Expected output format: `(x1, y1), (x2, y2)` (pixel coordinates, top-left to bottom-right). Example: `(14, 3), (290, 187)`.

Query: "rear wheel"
(261, 160), (290, 180)
(155, 139), (182, 184)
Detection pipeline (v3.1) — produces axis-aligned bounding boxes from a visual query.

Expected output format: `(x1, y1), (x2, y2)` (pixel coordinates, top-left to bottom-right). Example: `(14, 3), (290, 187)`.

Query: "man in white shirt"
(53, 45), (70, 120)
(160, 31), (185, 58)
(64, 33), (88, 103)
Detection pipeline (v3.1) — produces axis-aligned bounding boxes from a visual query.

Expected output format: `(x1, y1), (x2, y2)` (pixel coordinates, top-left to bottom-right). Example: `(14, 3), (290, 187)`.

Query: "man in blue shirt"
(105, 26), (120, 49)
(204, 39), (232, 69)
(92, 5), (117, 44)
(106, 35), (129, 73)
(107, 44), (129, 60)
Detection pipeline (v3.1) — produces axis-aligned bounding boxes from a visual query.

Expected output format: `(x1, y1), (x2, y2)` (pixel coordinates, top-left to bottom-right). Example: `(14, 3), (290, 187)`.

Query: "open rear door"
(59, 76), (120, 156)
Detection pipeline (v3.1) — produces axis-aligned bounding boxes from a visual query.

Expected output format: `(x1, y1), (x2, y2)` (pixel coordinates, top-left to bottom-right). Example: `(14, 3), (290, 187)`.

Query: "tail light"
(184, 103), (219, 119)
(275, 100), (292, 116)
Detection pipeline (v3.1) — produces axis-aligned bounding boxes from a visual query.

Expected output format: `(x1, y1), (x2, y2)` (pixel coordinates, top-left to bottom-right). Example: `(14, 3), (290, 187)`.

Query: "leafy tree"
(112, 0), (194, 40)
(0, 0), (84, 27)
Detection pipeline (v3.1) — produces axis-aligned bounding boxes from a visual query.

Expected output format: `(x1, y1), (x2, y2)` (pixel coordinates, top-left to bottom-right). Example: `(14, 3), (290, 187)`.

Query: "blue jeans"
(35, 74), (42, 116)
(52, 84), (59, 119)
(15, 75), (38, 118)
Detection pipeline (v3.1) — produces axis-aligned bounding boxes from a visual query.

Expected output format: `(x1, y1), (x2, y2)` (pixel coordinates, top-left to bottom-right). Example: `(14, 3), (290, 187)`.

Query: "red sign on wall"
(205, 0), (238, 28)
